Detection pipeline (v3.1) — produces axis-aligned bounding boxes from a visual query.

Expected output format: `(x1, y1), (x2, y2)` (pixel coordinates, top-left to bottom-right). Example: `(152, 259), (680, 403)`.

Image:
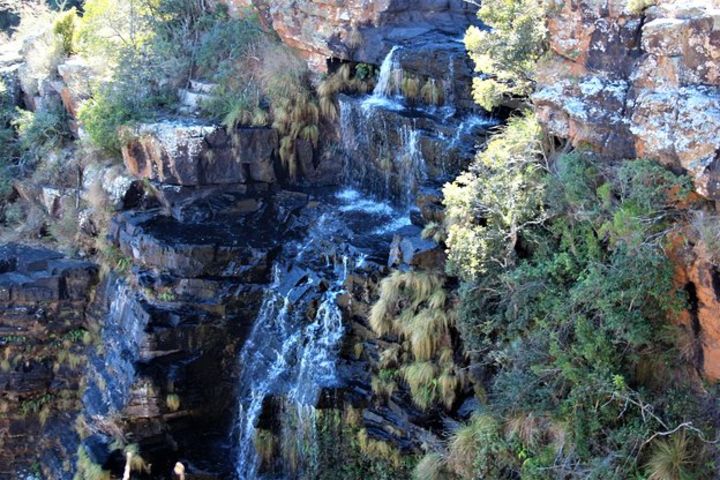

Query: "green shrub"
(445, 149), (714, 477)
(443, 111), (544, 281)
(52, 7), (78, 55)
(13, 103), (72, 161)
(74, 0), (152, 60)
(465, 0), (547, 109)
(77, 86), (138, 154)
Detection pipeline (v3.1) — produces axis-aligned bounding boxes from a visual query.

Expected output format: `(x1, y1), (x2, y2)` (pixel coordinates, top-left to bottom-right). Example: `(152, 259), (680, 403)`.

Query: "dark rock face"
(122, 120), (279, 187)
(74, 188), (316, 478)
(0, 244), (98, 478)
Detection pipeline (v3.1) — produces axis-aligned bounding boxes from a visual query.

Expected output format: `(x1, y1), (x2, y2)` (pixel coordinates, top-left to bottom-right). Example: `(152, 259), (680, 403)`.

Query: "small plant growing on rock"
(644, 432), (696, 480)
(253, 429), (276, 467)
(123, 443), (150, 476)
(346, 22), (363, 50)
(420, 79), (444, 106)
(413, 452), (449, 480)
(401, 76), (421, 104)
(53, 7), (79, 55)
(369, 269), (462, 410)
(357, 428), (402, 468)
(627, 0), (657, 14)
(74, 445), (111, 480)
(165, 393), (180, 412)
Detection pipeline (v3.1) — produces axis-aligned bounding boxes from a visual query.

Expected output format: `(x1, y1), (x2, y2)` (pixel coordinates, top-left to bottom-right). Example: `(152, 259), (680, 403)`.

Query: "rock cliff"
(534, 0), (720, 200)
(0, 244), (98, 478)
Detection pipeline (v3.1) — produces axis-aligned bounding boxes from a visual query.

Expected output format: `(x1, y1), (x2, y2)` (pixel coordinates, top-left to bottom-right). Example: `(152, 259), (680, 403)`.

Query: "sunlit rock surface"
(534, 0), (720, 200)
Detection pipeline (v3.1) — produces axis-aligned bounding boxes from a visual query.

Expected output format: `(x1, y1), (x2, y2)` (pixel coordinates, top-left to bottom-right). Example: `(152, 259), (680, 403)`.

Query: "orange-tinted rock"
(229, 0), (478, 72)
(668, 229), (720, 381)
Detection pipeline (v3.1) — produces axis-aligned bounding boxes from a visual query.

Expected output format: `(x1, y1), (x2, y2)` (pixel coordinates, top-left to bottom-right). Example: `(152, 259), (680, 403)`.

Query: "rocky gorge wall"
(4, 0), (720, 477)
(0, 244), (98, 477)
(533, 0), (720, 382)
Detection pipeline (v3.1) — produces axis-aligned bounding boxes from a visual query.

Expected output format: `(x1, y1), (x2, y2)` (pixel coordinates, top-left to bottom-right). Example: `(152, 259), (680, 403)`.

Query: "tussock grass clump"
(420, 79), (444, 106)
(402, 361), (437, 409)
(447, 414), (499, 478)
(369, 269), (462, 410)
(315, 61), (374, 121)
(370, 297), (392, 336)
(371, 374), (397, 399)
(165, 393), (180, 412)
(254, 429), (276, 466)
(438, 369), (460, 409)
(645, 432), (696, 480)
(401, 76), (421, 103)
(123, 443), (150, 475)
(357, 429), (402, 467)
(413, 452), (449, 480)
(346, 22), (363, 49)
(74, 445), (111, 480)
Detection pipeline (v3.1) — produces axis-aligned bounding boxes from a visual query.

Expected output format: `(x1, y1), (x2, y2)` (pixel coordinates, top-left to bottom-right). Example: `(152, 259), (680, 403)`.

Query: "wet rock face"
(339, 95), (492, 205)
(0, 244), (98, 478)
(534, 0), (720, 200)
(75, 188), (316, 478)
(122, 120), (278, 187)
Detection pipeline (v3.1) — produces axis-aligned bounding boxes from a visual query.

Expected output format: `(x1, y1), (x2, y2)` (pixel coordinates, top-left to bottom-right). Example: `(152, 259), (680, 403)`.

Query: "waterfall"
(234, 196), (388, 480)
(371, 46), (401, 98)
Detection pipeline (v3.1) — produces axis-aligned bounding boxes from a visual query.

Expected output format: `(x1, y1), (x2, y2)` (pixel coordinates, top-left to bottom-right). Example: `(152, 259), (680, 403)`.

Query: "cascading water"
(339, 46), (494, 206)
(233, 190), (404, 480)
(234, 39), (494, 479)
(370, 45), (401, 99)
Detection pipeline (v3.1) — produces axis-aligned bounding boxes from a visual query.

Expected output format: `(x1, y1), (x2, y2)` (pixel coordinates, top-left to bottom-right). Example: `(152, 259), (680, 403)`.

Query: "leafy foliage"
(441, 141), (713, 477)
(443, 112), (545, 281)
(315, 408), (417, 479)
(465, 0), (547, 109)
(52, 7), (78, 55)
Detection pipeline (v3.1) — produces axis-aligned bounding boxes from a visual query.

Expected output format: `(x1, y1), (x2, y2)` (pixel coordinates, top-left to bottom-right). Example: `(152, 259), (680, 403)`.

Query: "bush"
(443, 150), (714, 477)
(443, 112), (544, 281)
(52, 7), (78, 55)
(74, 0), (152, 61)
(465, 0), (547, 110)
(77, 85), (139, 154)
(13, 102), (72, 162)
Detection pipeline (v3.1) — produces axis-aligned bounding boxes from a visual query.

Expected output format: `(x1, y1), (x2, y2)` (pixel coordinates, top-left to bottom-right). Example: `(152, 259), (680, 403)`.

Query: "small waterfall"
(398, 125), (427, 205)
(371, 46), (401, 98)
(339, 96), (429, 205)
(234, 210), (369, 479)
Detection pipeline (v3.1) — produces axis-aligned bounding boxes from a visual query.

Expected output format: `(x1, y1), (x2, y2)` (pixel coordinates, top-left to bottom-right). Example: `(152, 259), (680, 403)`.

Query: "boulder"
(56, 57), (93, 119)
(388, 226), (445, 270)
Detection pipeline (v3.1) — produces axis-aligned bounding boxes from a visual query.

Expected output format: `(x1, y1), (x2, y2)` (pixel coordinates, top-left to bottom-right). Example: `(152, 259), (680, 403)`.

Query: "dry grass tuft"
(413, 452), (449, 480)
(645, 432), (696, 480)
